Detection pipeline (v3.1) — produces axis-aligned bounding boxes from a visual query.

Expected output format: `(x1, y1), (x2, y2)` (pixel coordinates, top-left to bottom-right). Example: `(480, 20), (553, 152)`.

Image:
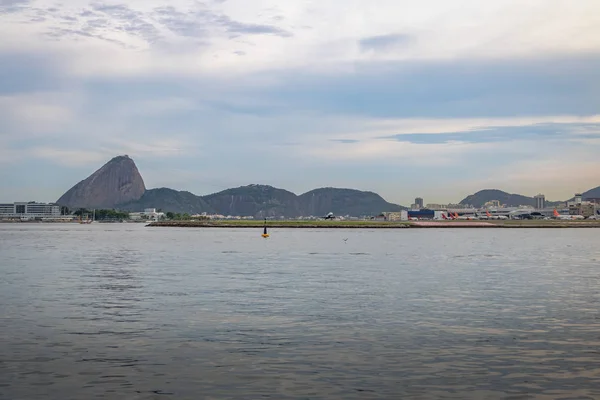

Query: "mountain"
(57, 155), (146, 209)
(459, 189), (535, 208)
(56, 156), (407, 217)
(583, 186), (600, 199)
(299, 187), (404, 216)
(118, 188), (213, 215)
(459, 189), (562, 208)
(203, 184), (304, 218)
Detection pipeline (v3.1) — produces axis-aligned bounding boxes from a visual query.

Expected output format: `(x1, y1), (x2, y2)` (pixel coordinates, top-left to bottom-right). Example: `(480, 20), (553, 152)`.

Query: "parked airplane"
(553, 209), (584, 220)
(482, 210), (508, 220)
(323, 212), (335, 220)
(442, 212), (459, 220)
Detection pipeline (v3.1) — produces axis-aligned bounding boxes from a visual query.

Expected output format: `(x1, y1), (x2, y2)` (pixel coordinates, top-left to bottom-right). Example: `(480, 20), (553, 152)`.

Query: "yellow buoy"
(262, 219), (269, 238)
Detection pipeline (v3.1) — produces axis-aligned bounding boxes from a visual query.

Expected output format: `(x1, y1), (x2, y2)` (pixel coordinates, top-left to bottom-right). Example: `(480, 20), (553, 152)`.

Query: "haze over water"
(1, 224), (600, 399)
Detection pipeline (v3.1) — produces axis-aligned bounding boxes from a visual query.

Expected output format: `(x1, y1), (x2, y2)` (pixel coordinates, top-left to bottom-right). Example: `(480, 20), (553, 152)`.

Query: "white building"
(0, 202), (61, 219)
(129, 208), (165, 221)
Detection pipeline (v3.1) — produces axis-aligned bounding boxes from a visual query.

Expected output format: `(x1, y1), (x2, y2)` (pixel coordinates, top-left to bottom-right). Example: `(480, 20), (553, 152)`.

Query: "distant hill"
(583, 186), (600, 199)
(459, 189), (562, 208)
(459, 190), (536, 208)
(201, 185), (404, 217)
(299, 187), (404, 216)
(53, 155), (411, 217)
(57, 155), (146, 209)
(203, 184), (304, 218)
(118, 188), (213, 215)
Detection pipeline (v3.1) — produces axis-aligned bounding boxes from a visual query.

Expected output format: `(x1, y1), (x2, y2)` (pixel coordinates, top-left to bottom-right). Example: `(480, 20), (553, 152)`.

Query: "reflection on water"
(1, 224), (600, 399)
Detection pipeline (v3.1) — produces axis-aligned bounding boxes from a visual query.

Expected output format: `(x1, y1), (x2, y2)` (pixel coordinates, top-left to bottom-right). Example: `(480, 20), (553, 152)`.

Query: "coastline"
(146, 220), (600, 229)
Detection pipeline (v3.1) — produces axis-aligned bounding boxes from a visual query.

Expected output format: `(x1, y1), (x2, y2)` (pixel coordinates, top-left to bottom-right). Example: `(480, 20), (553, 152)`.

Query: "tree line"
(62, 208), (203, 221)
(71, 208), (130, 220)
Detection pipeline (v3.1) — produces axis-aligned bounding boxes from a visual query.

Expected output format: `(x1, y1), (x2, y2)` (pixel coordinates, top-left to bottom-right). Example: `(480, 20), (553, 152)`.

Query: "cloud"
(330, 139), (359, 144)
(257, 54), (600, 118)
(28, 147), (111, 167)
(112, 97), (200, 117)
(359, 33), (412, 52)
(0, 52), (67, 94)
(1, 0), (599, 205)
(2, 1), (598, 81)
(383, 122), (600, 144)
(152, 5), (206, 38)
(99, 137), (193, 159)
(0, 0), (29, 14)
(220, 17), (292, 37)
(306, 139), (493, 165)
(43, 2), (163, 46)
(153, 4), (291, 38)
(26, 136), (191, 168)
(0, 146), (19, 164)
(0, 92), (77, 136)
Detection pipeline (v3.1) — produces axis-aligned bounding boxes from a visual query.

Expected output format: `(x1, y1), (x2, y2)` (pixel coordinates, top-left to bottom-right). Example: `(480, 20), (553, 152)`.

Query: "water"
(1, 224), (599, 399)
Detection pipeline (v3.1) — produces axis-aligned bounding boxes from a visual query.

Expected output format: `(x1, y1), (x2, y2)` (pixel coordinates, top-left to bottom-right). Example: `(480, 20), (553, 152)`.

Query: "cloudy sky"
(1, 0), (599, 205)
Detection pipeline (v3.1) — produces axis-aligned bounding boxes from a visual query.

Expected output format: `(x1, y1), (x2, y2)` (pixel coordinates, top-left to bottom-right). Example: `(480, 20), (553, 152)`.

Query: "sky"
(1, 0), (599, 206)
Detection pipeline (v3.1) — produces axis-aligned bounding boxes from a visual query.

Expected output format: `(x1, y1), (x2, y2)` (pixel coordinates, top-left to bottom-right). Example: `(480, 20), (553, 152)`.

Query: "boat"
(79, 209), (95, 224)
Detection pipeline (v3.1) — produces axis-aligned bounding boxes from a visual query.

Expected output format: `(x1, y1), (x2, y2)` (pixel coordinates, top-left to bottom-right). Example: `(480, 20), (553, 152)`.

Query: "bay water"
(1, 224), (599, 399)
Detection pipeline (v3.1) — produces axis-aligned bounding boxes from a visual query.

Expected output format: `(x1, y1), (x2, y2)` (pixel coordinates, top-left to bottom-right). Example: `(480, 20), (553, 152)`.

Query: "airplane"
(482, 210), (508, 220)
(457, 214), (481, 220)
(444, 212), (460, 220)
(453, 212), (484, 220)
(552, 209), (584, 220)
(442, 212), (457, 220)
(323, 212), (335, 220)
(443, 212), (473, 220)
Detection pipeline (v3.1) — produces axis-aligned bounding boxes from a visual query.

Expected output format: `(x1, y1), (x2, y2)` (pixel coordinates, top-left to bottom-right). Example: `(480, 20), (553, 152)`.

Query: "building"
(484, 200), (501, 208)
(129, 208), (165, 221)
(382, 211), (407, 221)
(0, 202), (61, 219)
(425, 204), (446, 210)
(407, 209), (446, 220)
(414, 197), (424, 209)
(0, 204), (14, 215)
(569, 202), (596, 218)
(567, 193), (585, 208)
(534, 194), (546, 210)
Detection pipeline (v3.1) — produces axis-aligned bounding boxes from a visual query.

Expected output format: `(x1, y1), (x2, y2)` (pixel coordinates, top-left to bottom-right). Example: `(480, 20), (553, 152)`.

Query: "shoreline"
(146, 220), (600, 229)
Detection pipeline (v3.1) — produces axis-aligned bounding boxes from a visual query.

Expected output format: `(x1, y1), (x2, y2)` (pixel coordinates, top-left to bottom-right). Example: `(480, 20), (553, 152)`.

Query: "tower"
(415, 197), (424, 209)
(534, 194), (545, 209)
